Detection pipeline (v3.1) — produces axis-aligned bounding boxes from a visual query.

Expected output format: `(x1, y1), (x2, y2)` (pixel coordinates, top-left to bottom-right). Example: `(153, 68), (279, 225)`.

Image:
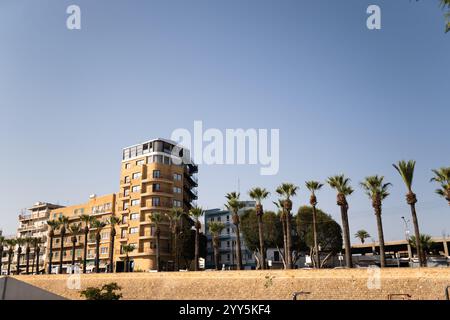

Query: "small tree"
(80, 282), (123, 300)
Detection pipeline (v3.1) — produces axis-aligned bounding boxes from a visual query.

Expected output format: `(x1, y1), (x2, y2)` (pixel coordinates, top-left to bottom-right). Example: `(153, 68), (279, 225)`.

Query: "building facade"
(118, 138), (198, 271)
(15, 202), (64, 274)
(204, 201), (256, 270)
(47, 193), (116, 273)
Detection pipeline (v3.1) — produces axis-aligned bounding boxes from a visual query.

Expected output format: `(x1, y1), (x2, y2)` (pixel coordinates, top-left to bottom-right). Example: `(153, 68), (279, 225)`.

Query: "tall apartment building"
(15, 202), (64, 273)
(204, 201), (256, 270)
(47, 194), (116, 273)
(118, 138), (198, 271)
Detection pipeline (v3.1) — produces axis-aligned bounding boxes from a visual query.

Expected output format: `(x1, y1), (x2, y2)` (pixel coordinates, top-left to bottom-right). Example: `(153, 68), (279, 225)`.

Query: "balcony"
(140, 201), (173, 211)
(141, 175), (174, 184)
(141, 187), (174, 198)
(120, 179), (131, 186)
(185, 174), (198, 187)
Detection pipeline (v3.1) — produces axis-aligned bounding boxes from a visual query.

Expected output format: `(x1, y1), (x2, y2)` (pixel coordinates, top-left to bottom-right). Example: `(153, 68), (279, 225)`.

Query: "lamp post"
(401, 216), (412, 263)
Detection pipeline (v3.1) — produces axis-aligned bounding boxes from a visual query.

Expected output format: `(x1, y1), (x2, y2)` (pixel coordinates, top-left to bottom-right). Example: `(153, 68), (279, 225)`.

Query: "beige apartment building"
(117, 138), (198, 271)
(47, 193), (116, 273)
(45, 138), (198, 273)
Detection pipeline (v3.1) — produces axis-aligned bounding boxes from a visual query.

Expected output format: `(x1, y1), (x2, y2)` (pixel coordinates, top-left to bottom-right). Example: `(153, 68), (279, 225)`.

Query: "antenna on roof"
(237, 178), (240, 195)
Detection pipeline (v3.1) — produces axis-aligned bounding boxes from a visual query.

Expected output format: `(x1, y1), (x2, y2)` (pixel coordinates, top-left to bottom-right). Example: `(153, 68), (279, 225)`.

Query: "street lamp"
(401, 216), (412, 263)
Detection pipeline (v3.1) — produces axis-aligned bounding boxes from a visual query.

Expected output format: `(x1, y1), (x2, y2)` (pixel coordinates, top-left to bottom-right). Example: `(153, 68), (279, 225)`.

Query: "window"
(101, 232), (109, 240)
(173, 173), (182, 181)
(227, 241), (230, 248)
(153, 170), (161, 178)
(130, 213), (139, 220)
(121, 229), (127, 238)
(125, 163), (130, 169)
(123, 202), (129, 210)
(132, 185), (140, 193)
(132, 172), (141, 180)
(100, 247), (108, 255)
(173, 187), (182, 194)
(227, 228), (230, 234)
(173, 200), (182, 207)
(153, 183), (160, 191)
(124, 188), (130, 196)
(163, 156), (170, 165)
(227, 254), (230, 261)
(136, 159), (144, 166)
(217, 216), (221, 222)
(74, 208), (84, 215)
(129, 227), (138, 234)
(155, 155), (163, 163)
(131, 199), (140, 206)
(226, 215), (230, 222)
(122, 215), (128, 223)
(124, 176), (130, 183)
(274, 251), (280, 262)
(152, 197), (160, 207)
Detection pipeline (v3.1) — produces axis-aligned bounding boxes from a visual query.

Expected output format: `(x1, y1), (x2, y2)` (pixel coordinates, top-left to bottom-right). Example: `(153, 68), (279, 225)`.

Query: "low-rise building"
(204, 201), (256, 270)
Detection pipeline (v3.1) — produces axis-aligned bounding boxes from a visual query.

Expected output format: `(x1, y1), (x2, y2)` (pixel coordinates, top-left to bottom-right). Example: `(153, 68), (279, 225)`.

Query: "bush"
(80, 282), (123, 300)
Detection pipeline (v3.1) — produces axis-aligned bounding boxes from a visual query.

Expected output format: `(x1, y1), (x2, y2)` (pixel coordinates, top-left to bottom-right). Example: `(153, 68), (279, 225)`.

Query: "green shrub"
(80, 282), (123, 300)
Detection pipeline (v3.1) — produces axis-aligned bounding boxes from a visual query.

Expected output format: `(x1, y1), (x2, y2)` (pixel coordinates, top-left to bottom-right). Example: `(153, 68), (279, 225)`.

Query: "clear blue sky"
(0, 0), (449, 242)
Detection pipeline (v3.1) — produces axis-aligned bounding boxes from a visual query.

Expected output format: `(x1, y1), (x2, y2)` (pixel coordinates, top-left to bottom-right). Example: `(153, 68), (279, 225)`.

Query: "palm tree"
(24, 237), (33, 274)
(430, 167), (450, 206)
(189, 206), (204, 271)
(409, 234), (434, 261)
(225, 192), (245, 270)
(32, 237), (42, 274)
(57, 216), (70, 274)
(355, 230), (371, 244)
(0, 236), (4, 275)
(275, 183), (298, 269)
(209, 221), (225, 270)
(360, 175), (391, 267)
(393, 160), (426, 266)
(5, 239), (16, 275)
(327, 175), (354, 268)
(80, 214), (92, 273)
(305, 181), (324, 269)
(150, 212), (164, 271)
(166, 208), (183, 271)
(68, 223), (81, 274)
(122, 244), (135, 272)
(107, 216), (121, 273)
(249, 187), (270, 270)
(47, 219), (60, 274)
(90, 218), (107, 273)
(16, 237), (25, 275)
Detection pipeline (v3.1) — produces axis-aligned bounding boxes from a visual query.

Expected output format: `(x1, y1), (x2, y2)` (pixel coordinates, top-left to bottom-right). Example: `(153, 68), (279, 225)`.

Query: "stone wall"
(13, 268), (450, 300)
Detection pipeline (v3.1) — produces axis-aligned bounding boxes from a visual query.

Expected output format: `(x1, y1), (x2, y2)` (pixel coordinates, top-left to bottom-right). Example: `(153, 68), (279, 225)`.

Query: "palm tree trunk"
(0, 247), (3, 274)
(95, 234), (100, 273)
(59, 233), (65, 274)
(125, 255), (129, 272)
(257, 216), (266, 270)
(281, 216), (288, 267)
(35, 247), (40, 275)
(109, 230), (115, 273)
(83, 231), (88, 273)
(194, 226), (199, 271)
(410, 203), (425, 266)
(340, 205), (353, 268)
(285, 212), (293, 269)
(375, 208), (386, 267)
(25, 248), (30, 274)
(71, 239), (76, 274)
(174, 231), (179, 271)
(234, 223), (243, 270)
(31, 250), (35, 274)
(16, 248), (22, 275)
(213, 240), (220, 270)
(312, 205), (320, 269)
(156, 231), (161, 272)
(48, 237), (53, 274)
(7, 252), (12, 275)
